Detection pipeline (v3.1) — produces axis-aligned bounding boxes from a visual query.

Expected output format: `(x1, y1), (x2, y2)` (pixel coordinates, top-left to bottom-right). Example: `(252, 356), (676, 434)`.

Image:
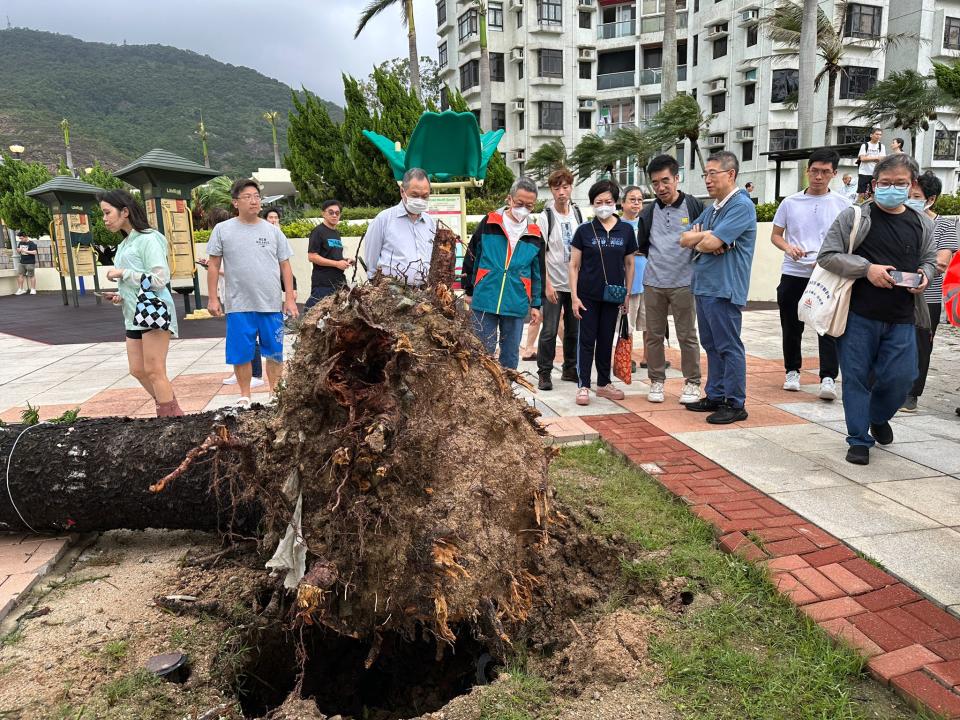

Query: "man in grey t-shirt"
(206, 179), (298, 405)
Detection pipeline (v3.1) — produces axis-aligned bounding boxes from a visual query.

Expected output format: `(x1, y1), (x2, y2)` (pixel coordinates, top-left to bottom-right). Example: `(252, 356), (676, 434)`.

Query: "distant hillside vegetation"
(0, 28), (344, 175)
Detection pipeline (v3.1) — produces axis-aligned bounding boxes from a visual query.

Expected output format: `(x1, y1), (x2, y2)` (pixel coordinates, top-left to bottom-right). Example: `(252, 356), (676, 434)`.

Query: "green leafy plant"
(20, 403), (40, 426)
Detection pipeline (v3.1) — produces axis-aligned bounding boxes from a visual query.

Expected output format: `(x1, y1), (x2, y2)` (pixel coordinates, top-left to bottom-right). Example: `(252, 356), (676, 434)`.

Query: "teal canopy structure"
(363, 111), (505, 182)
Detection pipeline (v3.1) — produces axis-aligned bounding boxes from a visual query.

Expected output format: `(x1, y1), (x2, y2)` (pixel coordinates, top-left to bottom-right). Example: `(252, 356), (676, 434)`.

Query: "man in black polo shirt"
(817, 154), (937, 465)
(306, 199), (353, 309)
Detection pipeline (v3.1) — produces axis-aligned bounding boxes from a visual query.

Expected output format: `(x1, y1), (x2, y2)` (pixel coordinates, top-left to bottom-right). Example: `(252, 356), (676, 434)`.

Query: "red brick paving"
(582, 412), (960, 719)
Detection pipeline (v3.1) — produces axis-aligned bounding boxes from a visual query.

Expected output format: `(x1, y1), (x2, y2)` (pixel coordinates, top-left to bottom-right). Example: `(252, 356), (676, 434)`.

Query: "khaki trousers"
(643, 285), (701, 385)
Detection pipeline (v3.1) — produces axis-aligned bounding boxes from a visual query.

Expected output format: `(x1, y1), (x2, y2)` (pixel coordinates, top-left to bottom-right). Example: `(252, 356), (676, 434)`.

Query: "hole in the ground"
(236, 624), (493, 719)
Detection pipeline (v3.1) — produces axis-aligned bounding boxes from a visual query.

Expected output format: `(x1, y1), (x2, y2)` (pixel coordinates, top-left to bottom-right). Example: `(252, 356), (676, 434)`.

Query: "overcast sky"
(0, 0), (437, 104)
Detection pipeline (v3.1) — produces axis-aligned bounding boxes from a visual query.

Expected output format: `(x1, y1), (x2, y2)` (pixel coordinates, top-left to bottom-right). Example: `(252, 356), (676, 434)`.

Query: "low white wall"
(749, 222), (781, 303)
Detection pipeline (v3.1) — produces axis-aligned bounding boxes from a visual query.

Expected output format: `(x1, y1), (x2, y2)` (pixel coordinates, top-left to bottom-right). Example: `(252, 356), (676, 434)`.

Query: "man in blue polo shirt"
(680, 151), (757, 424)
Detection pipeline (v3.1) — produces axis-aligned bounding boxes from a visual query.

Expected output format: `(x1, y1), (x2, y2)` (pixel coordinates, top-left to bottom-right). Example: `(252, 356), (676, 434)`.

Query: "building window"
(839, 66), (877, 99)
(517, 9), (523, 27)
(458, 9), (478, 41)
(518, 61), (524, 80)
(676, 145), (685, 168)
(845, 3), (881, 39)
(438, 42), (448, 69)
(837, 125), (870, 144)
(579, 61), (592, 79)
(769, 129), (798, 151)
(935, 130), (958, 160)
(459, 59), (480, 90)
(945, 17), (960, 50)
(579, 10), (591, 28)
(440, 87), (449, 111)
(742, 140), (754, 162)
(538, 0), (562, 25)
(539, 49), (563, 78)
(747, 24), (758, 47)
(490, 52), (505, 81)
(492, 103), (506, 131)
(744, 84), (755, 105)
(771, 68), (799, 103)
(579, 110), (592, 129)
(519, 112), (525, 130)
(692, 35), (699, 66)
(437, 0), (446, 26)
(489, 1), (504, 29)
(540, 101), (563, 130)
(711, 92), (726, 114)
(713, 36), (727, 59)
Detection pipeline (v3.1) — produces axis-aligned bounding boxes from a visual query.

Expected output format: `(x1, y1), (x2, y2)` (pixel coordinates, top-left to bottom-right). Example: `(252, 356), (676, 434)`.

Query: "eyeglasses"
(325, 209), (342, 215)
(237, 193), (261, 201)
(701, 169), (733, 179)
(874, 181), (911, 190)
(807, 168), (835, 177)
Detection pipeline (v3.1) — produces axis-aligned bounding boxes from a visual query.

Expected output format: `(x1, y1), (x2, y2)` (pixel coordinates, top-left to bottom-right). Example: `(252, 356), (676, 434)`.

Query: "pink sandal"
(576, 387), (590, 406)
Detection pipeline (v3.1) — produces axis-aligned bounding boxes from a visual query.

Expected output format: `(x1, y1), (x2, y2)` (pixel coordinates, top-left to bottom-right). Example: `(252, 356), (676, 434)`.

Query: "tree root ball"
(244, 278), (554, 654)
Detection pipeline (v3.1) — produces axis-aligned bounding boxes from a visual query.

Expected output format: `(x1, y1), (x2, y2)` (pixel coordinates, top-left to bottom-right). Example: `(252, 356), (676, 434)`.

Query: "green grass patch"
(102, 670), (162, 707)
(0, 629), (24, 647)
(551, 443), (920, 720)
(478, 664), (554, 720)
(102, 640), (128, 665)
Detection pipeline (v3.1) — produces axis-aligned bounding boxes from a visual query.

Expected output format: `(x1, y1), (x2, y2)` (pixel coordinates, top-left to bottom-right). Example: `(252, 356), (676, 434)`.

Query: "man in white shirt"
(771, 148), (851, 400)
(535, 168), (583, 390)
(857, 128), (886, 202)
(839, 174), (858, 203)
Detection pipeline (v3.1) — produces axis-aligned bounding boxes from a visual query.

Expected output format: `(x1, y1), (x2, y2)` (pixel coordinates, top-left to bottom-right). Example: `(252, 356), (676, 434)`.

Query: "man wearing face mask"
(462, 177), (544, 369)
(363, 167), (435, 285)
(817, 154), (937, 465)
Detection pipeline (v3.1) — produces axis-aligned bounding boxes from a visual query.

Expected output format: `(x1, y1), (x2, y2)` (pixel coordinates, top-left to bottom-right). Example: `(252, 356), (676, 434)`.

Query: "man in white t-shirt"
(535, 168), (583, 390)
(857, 128), (886, 202)
(771, 148), (851, 400)
(839, 174), (858, 203)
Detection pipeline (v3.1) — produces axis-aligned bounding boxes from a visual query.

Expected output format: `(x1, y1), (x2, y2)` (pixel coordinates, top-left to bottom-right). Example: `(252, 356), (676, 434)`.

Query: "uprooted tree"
(0, 232), (569, 715)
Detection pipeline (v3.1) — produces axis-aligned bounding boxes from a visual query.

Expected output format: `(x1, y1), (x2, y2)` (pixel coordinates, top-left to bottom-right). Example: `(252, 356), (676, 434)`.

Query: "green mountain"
(0, 28), (344, 176)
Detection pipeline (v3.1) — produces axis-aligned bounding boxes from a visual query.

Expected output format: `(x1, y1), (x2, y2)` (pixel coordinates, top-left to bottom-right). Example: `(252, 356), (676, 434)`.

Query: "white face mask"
(404, 196), (429, 215)
(594, 205), (616, 220)
(510, 205), (531, 221)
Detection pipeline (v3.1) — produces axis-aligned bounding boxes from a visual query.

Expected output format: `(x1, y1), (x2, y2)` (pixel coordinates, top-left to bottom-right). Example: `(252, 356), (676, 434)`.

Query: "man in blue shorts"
(206, 178), (298, 406)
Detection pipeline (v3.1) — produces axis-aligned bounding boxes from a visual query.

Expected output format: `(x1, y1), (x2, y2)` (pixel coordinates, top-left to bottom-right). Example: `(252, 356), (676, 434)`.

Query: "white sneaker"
(29, 289), (36, 295)
(251, 377), (266, 388)
(648, 381), (665, 403)
(818, 377), (838, 401)
(14, 289), (26, 296)
(222, 374), (238, 385)
(783, 371), (801, 392)
(679, 382), (701, 404)
(234, 396), (251, 408)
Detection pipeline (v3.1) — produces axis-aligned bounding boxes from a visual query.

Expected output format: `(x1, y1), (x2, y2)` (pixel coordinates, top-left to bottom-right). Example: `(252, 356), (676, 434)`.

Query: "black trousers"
(576, 297), (621, 388)
(911, 302), (941, 398)
(776, 273), (839, 379)
(537, 291), (579, 377)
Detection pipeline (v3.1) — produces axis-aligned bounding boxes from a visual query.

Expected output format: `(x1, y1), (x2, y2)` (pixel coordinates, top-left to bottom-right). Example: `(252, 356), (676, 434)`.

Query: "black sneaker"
(707, 405), (749, 425)
(870, 421), (894, 445)
(846, 445), (870, 465)
(900, 396), (918, 413)
(560, 369), (579, 382)
(685, 397), (724, 413)
(537, 374), (553, 391)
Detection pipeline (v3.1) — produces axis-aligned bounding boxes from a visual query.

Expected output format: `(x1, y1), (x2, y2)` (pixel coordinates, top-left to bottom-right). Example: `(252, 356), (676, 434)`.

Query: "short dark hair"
(893, 137), (905, 150)
(646, 154), (680, 178)
(707, 151), (740, 177)
(97, 189), (151, 237)
(873, 153), (919, 182)
(808, 148), (840, 170)
(262, 207), (282, 220)
(16, 230), (27, 237)
(622, 185), (643, 199)
(916, 170), (942, 200)
(548, 168), (575, 187)
(230, 178), (260, 199)
(588, 179), (620, 204)
(322, 199), (343, 212)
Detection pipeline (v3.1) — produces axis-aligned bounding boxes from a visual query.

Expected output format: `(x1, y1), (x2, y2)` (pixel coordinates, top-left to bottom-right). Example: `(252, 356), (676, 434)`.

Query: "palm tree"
(569, 134), (612, 184)
(196, 111), (210, 168)
(476, 1), (491, 130)
(644, 94), (713, 171)
(526, 139), (568, 181)
(763, 0), (915, 145)
(851, 70), (945, 153)
(604, 127), (660, 189)
(661, 1), (678, 104)
(355, 0), (422, 100)
(797, 0), (817, 188)
(60, 118), (74, 175)
(263, 111), (281, 168)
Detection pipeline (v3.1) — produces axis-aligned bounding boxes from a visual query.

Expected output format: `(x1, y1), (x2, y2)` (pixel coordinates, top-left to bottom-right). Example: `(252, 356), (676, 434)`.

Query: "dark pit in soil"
(237, 624), (494, 719)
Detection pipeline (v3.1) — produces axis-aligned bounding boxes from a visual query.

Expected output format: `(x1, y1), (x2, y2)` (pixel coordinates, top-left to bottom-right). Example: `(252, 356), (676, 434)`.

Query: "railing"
(597, 70), (636, 90)
(597, 19), (636, 39)
(640, 11), (688, 33)
(639, 64), (687, 84)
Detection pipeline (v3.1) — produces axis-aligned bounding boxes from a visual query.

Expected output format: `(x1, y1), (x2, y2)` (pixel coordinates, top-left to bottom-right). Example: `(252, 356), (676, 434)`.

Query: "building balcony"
(530, 74), (564, 87)
(597, 19), (636, 40)
(597, 70), (636, 90)
(639, 12), (687, 34)
(639, 65), (687, 85)
(578, 0), (596, 9)
(597, 119), (652, 137)
(531, 127), (565, 137)
(531, 18), (564, 34)
(459, 31), (480, 51)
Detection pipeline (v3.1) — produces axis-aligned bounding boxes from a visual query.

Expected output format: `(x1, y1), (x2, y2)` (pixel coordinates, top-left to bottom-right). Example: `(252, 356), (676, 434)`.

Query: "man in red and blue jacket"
(462, 177), (545, 369)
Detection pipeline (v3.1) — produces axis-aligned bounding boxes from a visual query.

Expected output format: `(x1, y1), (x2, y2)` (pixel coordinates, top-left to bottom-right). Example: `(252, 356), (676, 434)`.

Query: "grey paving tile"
(771, 485), (940, 539)
(892, 415), (960, 442)
(747, 423), (848, 452)
(820, 419), (938, 444)
(880, 440), (960, 475)
(799, 448), (942, 483)
(774, 401), (848, 423)
(847, 528), (960, 606)
(871, 476), (960, 526)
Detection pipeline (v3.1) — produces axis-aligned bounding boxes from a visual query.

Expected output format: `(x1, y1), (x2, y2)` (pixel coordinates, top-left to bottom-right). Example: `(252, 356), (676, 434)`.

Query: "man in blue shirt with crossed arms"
(680, 151), (757, 425)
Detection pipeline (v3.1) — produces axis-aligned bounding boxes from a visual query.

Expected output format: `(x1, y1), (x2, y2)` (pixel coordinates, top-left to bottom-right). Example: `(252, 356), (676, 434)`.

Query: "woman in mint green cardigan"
(100, 189), (182, 417)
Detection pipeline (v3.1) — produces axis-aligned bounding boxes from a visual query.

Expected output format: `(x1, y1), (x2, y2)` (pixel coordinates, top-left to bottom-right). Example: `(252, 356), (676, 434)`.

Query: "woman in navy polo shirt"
(569, 180), (637, 405)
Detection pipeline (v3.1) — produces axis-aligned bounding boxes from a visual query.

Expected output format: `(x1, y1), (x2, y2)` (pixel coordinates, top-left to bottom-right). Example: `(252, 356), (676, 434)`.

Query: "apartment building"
(437, 0), (960, 201)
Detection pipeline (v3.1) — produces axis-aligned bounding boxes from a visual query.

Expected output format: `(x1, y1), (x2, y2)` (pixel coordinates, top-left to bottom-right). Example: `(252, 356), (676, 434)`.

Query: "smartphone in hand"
(890, 271), (923, 288)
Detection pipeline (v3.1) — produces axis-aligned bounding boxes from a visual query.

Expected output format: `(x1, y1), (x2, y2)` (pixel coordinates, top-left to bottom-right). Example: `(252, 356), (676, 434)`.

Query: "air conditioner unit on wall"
(511, 47), (524, 62)
(515, 149), (526, 160)
(578, 47), (595, 60)
(735, 129), (754, 141)
(710, 78), (727, 92)
(512, 100), (525, 112)
(741, 9), (759, 23)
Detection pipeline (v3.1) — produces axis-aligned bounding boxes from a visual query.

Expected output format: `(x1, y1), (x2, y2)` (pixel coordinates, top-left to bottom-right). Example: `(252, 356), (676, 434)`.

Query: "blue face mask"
(874, 185), (909, 209)
(904, 198), (927, 213)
